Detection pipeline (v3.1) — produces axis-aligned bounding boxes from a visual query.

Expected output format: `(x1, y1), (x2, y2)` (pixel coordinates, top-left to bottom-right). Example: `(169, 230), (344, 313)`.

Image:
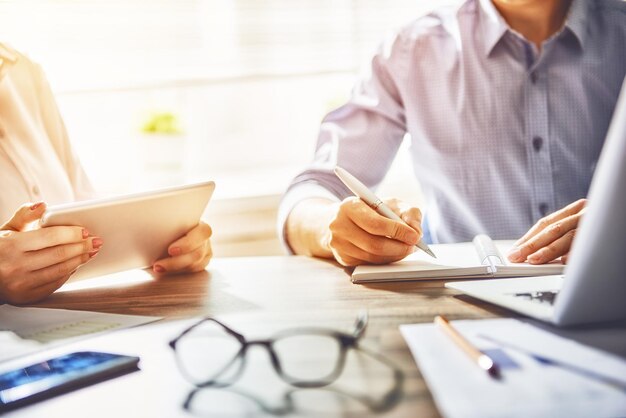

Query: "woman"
(0, 44), (212, 304)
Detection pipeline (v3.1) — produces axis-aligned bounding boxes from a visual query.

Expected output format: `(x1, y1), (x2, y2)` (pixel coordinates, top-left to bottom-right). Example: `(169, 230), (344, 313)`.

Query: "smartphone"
(0, 351), (140, 412)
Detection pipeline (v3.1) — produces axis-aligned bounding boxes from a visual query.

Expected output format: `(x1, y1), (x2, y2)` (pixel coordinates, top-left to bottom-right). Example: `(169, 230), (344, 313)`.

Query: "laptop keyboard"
(513, 290), (559, 305)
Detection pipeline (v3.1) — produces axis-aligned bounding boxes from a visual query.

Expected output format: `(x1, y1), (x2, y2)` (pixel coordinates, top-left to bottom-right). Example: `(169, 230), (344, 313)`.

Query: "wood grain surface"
(17, 256), (515, 418)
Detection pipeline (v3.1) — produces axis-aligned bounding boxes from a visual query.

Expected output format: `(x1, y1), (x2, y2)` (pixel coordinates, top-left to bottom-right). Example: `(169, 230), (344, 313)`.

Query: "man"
(279, 0), (626, 266)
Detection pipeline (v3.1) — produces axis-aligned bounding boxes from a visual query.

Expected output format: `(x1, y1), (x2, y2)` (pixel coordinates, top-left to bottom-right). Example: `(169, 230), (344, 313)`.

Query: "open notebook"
(351, 235), (565, 283)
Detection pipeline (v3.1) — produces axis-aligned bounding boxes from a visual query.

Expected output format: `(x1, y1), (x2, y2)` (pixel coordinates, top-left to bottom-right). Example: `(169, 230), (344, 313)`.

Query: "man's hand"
(152, 221), (212, 275)
(0, 202), (102, 304)
(508, 199), (586, 265)
(323, 197), (422, 266)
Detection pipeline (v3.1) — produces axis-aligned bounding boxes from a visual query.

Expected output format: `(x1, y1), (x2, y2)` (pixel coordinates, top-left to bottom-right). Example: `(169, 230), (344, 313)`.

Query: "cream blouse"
(0, 44), (93, 223)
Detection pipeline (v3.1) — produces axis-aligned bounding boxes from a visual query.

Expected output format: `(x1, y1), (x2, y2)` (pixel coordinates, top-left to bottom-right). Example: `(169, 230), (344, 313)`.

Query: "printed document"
(0, 305), (159, 363)
(400, 318), (626, 418)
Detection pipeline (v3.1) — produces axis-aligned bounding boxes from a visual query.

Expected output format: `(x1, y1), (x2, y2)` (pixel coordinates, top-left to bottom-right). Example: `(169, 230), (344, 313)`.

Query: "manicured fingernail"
(169, 247), (181, 256)
(30, 202), (43, 211)
(89, 250), (99, 258)
(92, 237), (103, 249)
(154, 264), (166, 273)
(507, 248), (522, 262)
(82, 228), (90, 239)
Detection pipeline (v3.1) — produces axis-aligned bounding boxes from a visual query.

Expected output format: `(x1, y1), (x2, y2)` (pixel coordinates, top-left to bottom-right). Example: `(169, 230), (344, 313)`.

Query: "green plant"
(141, 111), (183, 135)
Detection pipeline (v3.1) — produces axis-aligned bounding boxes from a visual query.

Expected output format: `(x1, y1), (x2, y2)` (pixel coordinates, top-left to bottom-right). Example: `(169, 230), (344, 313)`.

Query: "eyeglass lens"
(176, 322), (348, 386)
(272, 333), (343, 382)
(175, 320), (242, 385)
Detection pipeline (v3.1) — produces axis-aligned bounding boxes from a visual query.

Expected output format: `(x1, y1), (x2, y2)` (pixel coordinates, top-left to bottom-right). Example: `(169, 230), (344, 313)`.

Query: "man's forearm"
(285, 198), (338, 258)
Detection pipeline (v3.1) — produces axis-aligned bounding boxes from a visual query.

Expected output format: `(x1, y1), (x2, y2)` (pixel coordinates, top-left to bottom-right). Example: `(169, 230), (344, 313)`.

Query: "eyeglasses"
(169, 312), (368, 389)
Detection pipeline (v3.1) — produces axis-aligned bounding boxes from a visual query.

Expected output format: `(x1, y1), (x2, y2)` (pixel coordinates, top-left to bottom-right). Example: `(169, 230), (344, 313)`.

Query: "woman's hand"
(152, 221), (212, 275)
(508, 199), (586, 265)
(0, 202), (102, 304)
(324, 197), (422, 267)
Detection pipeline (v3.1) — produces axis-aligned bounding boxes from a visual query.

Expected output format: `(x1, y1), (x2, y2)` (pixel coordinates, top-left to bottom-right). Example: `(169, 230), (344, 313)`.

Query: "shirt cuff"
(277, 182), (341, 255)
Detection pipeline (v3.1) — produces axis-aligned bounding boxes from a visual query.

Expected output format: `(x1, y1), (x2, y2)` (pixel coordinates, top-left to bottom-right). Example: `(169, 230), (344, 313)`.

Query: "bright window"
(1, 0), (459, 200)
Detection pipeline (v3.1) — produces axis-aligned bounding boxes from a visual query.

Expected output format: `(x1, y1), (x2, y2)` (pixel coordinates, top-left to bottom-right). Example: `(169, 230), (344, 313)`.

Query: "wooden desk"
(12, 256), (511, 417)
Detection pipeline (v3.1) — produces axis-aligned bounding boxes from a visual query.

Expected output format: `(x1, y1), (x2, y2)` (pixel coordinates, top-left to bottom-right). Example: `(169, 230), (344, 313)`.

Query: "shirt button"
(539, 203), (549, 216)
(530, 72), (538, 84)
(532, 136), (543, 151)
(32, 185), (40, 195)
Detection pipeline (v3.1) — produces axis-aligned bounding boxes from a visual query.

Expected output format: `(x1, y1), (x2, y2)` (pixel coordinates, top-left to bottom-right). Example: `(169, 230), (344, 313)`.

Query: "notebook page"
(352, 242), (489, 282)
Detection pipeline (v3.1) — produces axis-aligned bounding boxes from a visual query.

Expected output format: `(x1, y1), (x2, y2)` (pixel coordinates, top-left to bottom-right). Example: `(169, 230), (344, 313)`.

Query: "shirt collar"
(478, 0), (589, 58)
(563, 0), (589, 50)
(477, 0), (510, 58)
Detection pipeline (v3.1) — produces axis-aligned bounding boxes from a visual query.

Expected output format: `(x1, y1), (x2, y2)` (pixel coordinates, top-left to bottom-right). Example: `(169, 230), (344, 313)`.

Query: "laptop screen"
(554, 77), (626, 326)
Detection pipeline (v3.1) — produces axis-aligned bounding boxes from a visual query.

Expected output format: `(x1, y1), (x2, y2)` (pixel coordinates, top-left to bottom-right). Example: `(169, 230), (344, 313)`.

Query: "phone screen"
(0, 351), (139, 412)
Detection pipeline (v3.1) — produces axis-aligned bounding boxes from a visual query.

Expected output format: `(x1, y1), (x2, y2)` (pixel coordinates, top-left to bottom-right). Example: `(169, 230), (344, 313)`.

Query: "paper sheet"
(400, 318), (626, 418)
(0, 305), (160, 363)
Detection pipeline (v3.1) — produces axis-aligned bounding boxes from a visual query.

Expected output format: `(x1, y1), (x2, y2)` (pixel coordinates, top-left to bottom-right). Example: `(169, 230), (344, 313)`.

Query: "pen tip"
(426, 248), (437, 259)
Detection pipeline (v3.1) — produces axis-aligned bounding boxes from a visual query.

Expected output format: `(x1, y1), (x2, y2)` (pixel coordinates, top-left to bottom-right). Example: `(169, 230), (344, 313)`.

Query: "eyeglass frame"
(169, 312), (368, 389)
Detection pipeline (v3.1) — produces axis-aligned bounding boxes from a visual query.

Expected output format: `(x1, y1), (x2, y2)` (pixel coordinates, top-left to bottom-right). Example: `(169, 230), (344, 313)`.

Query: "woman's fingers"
(29, 252), (92, 288)
(167, 222), (212, 257)
(1, 202), (47, 232)
(153, 242), (210, 274)
(19, 226), (89, 252)
(1, 252), (92, 304)
(25, 236), (102, 271)
(153, 222), (212, 274)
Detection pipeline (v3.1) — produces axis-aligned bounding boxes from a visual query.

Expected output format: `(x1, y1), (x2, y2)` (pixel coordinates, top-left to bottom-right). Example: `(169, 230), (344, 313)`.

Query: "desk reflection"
(181, 347), (404, 417)
(29, 268), (259, 317)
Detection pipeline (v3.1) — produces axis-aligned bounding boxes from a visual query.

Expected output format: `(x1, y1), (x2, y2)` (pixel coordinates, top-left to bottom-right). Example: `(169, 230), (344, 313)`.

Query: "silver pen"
(334, 166), (436, 259)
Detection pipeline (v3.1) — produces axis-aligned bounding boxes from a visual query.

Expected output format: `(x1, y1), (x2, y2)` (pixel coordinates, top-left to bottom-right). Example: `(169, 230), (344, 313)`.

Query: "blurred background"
(1, 0), (458, 256)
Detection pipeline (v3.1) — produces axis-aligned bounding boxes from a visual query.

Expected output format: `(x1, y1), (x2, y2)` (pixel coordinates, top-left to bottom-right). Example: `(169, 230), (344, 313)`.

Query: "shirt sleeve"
(277, 31), (410, 252)
(33, 64), (95, 201)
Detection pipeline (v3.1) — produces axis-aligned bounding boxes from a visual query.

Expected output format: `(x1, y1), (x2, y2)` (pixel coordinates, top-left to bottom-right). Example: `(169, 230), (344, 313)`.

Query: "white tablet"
(40, 181), (215, 281)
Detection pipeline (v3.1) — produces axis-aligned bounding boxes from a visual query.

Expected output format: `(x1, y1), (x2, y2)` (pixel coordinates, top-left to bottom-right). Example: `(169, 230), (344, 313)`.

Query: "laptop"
(446, 79), (626, 326)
